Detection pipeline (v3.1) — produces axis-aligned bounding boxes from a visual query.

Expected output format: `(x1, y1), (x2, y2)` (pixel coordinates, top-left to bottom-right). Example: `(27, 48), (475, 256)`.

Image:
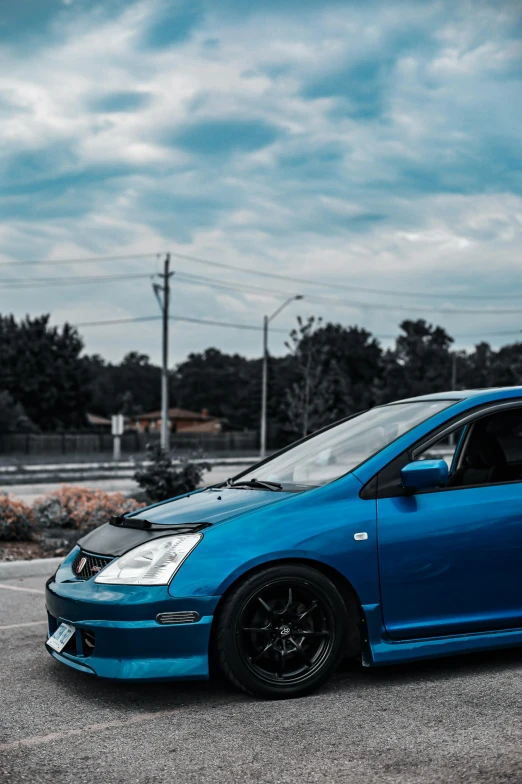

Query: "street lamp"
(260, 295), (304, 458)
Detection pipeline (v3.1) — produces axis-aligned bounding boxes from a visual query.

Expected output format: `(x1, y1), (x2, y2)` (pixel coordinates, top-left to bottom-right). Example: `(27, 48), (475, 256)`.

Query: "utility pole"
(260, 295), (303, 459)
(451, 352), (458, 391)
(153, 254), (174, 452)
(449, 351), (458, 448)
(260, 315), (269, 459)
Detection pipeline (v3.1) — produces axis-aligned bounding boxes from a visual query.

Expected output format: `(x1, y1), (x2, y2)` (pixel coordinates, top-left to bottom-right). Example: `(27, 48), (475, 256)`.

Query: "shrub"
(134, 444), (210, 504)
(32, 486), (144, 537)
(0, 494), (34, 541)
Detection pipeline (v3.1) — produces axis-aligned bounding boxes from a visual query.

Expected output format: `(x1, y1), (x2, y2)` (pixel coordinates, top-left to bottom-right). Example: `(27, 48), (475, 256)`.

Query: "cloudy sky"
(1, 0), (522, 364)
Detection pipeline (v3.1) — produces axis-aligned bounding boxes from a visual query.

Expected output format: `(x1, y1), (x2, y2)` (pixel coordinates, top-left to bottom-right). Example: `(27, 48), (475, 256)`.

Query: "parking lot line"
(0, 583), (45, 594)
(0, 709), (178, 753)
(0, 620), (47, 630)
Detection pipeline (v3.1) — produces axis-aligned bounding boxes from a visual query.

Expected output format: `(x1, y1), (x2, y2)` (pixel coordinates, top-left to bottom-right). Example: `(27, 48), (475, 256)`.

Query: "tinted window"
(449, 409), (522, 487)
(372, 407), (522, 499)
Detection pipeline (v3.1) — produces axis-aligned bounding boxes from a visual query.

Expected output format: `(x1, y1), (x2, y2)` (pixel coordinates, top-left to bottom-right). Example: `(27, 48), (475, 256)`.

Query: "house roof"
(136, 407), (219, 422)
(177, 420), (222, 434)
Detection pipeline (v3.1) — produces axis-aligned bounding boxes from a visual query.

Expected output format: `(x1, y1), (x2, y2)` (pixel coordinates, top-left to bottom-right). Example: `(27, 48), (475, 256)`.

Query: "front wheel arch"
(208, 557), (363, 675)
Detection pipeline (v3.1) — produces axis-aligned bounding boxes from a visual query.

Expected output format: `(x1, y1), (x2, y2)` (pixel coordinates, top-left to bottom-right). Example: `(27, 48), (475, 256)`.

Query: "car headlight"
(94, 534), (202, 586)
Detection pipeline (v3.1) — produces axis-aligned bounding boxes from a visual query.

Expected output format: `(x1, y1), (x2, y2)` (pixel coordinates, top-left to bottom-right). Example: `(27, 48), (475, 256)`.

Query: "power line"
(172, 270), (522, 316)
(6, 263), (522, 315)
(168, 250), (522, 302)
(73, 315), (161, 327)
(68, 314), (522, 341)
(3, 248), (522, 300)
(0, 253), (161, 267)
(72, 314), (288, 332)
(0, 273), (153, 287)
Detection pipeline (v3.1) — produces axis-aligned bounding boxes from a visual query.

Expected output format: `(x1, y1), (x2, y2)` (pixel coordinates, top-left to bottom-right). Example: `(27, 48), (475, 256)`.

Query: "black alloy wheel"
(216, 564), (351, 698)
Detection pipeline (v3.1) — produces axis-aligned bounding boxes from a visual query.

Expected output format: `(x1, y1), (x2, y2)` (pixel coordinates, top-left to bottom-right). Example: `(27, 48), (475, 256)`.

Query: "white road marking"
(0, 620), (47, 630)
(0, 710), (178, 752)
(0, 583), (44, 595)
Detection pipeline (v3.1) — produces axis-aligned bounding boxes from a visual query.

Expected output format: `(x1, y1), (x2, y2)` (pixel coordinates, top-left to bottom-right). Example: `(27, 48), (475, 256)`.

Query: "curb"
(0, 557), (63, 579)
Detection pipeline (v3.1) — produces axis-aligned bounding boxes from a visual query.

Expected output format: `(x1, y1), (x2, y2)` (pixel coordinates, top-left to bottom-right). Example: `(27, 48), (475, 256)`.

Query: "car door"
(376, 405), (522, 640)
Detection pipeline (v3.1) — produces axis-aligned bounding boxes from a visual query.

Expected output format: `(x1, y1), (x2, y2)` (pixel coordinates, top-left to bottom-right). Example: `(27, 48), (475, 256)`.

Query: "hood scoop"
(110, 515), (211, 533)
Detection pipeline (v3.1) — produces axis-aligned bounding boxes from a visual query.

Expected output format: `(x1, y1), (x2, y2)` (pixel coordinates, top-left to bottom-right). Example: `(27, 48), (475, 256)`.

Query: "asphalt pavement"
(1, 570), (522, 784)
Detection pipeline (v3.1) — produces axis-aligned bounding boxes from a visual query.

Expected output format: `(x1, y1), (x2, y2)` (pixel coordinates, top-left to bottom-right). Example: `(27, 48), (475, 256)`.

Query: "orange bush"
(32, 485), (145, 534)
(0, 494), (34, 541)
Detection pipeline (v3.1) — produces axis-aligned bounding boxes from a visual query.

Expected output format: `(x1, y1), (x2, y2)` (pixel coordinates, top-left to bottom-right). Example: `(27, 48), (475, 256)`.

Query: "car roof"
(392, 387), (522, 404)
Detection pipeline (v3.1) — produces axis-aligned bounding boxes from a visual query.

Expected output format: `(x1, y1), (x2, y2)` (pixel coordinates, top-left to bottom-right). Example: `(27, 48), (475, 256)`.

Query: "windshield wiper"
(225, 478), (282, 491)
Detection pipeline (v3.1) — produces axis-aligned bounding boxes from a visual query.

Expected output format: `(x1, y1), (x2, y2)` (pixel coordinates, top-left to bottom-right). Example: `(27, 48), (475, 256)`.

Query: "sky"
(1, 0), (522, 365)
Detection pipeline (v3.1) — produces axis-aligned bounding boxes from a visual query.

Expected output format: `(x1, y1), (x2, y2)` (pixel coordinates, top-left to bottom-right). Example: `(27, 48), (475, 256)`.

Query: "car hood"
(128, 486), (292, 526)
(77, 487), (297, 557)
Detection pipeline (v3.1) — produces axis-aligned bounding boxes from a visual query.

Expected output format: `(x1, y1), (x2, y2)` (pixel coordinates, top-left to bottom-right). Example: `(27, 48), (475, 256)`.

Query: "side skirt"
(361, 603), (522, 667)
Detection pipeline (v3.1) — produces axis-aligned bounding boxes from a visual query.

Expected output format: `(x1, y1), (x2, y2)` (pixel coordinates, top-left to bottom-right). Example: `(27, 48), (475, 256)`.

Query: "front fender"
(169, 474), (379, 606)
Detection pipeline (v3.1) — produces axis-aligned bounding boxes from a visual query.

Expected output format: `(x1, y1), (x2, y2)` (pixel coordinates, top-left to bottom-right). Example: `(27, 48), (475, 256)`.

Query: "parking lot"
(1, 570), (522, 784)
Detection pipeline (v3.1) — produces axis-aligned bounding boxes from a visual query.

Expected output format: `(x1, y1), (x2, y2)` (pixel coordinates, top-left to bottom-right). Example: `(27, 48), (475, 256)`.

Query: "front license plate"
(47, 622), (75, 653)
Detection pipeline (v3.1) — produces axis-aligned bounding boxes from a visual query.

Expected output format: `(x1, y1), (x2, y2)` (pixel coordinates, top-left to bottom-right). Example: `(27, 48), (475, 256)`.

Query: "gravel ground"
(1, 574), (522, 784)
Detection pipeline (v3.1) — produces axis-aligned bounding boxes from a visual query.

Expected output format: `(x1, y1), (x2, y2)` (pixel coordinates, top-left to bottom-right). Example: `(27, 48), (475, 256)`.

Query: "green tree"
(380, 319), (454, 402)
(283, 317), (343, 437)
(304, 323), (383, 414)
(172, 348), (259, 429)
(489, 343), (522, 387)
(84, 351), (161, 417)
(0, 315), (90, 430)
(0, 390), (35, 433)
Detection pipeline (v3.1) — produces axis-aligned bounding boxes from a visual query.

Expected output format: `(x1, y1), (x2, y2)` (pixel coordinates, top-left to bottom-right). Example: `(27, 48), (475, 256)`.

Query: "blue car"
(46, 387), (522, 698)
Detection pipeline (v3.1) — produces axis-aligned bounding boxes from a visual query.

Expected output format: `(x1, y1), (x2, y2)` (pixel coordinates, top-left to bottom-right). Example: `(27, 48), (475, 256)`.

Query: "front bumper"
(45, 549), (220, 681)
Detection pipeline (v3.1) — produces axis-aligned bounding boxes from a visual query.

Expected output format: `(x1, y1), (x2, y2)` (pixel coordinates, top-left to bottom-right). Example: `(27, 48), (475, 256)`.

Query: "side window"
(417, 426), (466, 472)
(373, 425), (465, 498)
(447, 409), (522, 488)
(371, 407), (522, 499)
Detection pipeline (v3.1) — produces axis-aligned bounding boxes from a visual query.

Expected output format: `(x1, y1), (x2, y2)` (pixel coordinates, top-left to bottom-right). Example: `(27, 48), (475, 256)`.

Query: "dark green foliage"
(283, 318), (384, 437)
(309, 323), (383, 412)
(0, 314), (90, 431)
(84, 351), (161, 417)
(172, 348), (259, 430)
(284, 317), (341, 437)
(3, 309), (522, 446)
(0, 390), (36, 433)
(379, 320), (454, 403)
(172, 347), (296, 437)
(134, 444), (210, 504)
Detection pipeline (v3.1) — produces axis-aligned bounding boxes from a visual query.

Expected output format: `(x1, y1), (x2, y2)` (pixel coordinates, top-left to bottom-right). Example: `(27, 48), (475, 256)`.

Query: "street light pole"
(449, 351), (458, 448)
(260, 295), (303, 458)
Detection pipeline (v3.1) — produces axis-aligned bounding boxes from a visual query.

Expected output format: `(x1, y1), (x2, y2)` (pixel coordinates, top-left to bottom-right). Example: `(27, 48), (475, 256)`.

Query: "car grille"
(71, 550), (114, 580)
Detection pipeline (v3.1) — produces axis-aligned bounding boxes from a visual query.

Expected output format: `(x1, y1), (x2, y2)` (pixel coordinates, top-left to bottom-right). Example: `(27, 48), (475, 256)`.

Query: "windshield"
(239, 400), (454, 488)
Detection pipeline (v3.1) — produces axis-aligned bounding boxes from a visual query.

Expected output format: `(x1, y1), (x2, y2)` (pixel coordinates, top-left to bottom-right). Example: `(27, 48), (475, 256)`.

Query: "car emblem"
(75, 557), (87, 575)
(280, 625), (291, 637)
(91, 565), (102, 574)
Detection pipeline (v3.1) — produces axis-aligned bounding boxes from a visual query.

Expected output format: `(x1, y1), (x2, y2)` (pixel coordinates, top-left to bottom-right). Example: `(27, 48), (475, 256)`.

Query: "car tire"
(215, 564), (352, 699)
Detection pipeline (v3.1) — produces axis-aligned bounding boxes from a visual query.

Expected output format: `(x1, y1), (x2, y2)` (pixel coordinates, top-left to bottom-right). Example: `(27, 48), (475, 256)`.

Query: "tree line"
(1, 313), (521, 447)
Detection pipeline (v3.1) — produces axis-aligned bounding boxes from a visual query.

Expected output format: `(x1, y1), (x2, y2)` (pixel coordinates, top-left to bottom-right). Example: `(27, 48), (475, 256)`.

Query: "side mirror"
(401, 459), (448, 492)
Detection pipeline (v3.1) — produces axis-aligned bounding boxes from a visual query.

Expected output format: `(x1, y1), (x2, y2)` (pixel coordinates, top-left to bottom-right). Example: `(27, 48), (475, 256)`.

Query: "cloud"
(171, 118), (283, 157)
(88, 90), (153, 113)
(1, 0), (522, 363)
(139, 0), (204, 49)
